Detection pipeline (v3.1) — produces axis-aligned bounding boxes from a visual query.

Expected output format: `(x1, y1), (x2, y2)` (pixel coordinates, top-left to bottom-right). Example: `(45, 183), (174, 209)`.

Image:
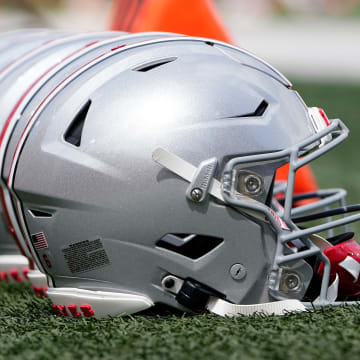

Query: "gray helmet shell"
(0, 31), (122, 261)
(0, 32), (176, 264)
(0, 29), (74, 280)
(11, 37), (319, 312)
(0, 29), (71, 70)
(0, 29), (74, 260)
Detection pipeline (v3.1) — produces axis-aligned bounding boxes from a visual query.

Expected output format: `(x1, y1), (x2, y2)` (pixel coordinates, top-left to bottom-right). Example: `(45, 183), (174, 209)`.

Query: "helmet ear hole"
(64, 99), (91, 147)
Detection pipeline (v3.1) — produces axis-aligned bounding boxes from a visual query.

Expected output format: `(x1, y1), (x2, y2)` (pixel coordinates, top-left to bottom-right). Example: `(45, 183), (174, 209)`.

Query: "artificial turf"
(1, 81), (360, 360)
(1, 283), (360, 360)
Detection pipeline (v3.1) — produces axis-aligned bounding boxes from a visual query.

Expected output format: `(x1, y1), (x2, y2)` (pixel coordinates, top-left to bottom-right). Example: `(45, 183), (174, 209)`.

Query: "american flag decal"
(31, 232), (48, 250)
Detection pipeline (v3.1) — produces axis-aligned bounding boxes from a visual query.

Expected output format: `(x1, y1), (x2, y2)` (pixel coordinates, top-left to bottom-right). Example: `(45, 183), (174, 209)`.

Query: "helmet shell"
(0, 32), (174, 260)
(0, 30), (122, 257)
(12, 37), (316, 309)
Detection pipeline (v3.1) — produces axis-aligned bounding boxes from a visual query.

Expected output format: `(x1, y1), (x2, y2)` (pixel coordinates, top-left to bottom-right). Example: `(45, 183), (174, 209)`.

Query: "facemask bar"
(273, 184), (347, 217)
(221, 118), (360, 305)
(272, 185), (349, 237)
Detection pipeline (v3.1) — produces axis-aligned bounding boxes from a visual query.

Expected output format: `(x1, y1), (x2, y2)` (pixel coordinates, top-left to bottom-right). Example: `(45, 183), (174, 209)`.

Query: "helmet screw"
(191, 188), (203, 202)
(164, 278), (175, 289)
(230, 263), (247, 280)
(244, 174), (262, 195)
(284, 272), (301, 291)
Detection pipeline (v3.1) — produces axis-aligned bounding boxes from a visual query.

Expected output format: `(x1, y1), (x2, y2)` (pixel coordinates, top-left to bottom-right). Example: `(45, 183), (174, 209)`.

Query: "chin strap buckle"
(175, 278), (224, 312)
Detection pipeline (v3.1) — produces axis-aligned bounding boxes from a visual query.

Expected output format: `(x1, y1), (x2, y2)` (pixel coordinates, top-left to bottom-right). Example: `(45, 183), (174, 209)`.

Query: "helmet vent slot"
(28, 209), (53, 218)
(253, 100), (268, 116)
(133, 57), (177, 72)
(64, 99), (91, 147)
(227, 100), (268, 118)
(156, 233), (223, 259)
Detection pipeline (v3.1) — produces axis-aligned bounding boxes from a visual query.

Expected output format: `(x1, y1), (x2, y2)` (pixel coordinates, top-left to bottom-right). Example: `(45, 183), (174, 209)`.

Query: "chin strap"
(317, 236), (360, 298)
(152, 147), (224, 200)
(207, 297), (306, 316)
(339, 256), (360, 282)
(162, 275), (306, 316)
(313, 274), (339, 304)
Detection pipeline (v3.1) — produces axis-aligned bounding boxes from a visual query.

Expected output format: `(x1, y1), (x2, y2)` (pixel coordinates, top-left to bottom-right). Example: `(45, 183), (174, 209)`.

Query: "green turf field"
(1, 81), (360, 360)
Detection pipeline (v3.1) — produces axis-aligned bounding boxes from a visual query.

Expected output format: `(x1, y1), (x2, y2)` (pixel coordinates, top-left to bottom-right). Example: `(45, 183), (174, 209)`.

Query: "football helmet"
(0, 29), (70, 70)
(0, 30), (177, 290)
(0, 29), (123, 285)
(6, 35), (360, 317)
(0, 28), (74, 282)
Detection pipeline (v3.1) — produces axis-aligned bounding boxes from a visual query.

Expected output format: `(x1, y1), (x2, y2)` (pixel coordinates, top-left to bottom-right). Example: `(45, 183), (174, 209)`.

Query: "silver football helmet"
(0, 29), (124, 286)
(0, 30), (177, 290)
(7, 35), (360, 317)
(0, 29), (71, 70)
(0, 28), (74, 282)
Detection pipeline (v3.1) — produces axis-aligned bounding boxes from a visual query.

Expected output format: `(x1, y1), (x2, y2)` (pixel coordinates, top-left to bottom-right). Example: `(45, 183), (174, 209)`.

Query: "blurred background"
(1, 0), (360, 81)
(0, 0), (359, 231)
